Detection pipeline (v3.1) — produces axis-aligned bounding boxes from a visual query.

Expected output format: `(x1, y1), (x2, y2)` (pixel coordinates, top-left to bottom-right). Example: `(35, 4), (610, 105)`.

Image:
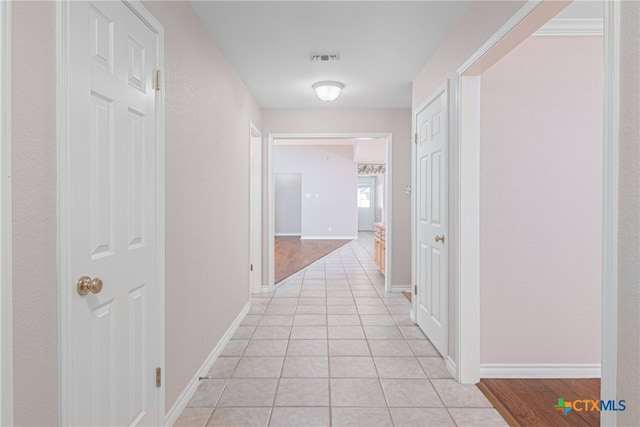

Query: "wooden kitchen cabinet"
(374, 223), (385, 275)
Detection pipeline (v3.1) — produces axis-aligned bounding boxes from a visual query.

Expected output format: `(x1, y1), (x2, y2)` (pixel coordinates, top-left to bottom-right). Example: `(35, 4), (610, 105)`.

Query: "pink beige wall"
(143, 1), (261, 414)
(11, 2), (58, 425)
(262, 109), (412, 291)
(274, 145), (358, 239)
(479, 36), (603, 365)
(412, 1), (526, 108)
(412, 0), (527, 369)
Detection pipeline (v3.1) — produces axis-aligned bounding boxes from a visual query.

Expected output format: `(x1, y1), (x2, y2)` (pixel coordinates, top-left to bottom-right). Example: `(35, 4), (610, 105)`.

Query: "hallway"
(174, 236), (506, 426)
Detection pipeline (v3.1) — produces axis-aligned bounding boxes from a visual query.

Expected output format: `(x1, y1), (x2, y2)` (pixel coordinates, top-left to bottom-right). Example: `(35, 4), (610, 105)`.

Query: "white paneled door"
(66, 1), (162, 425)
(415, 87), (448, 357)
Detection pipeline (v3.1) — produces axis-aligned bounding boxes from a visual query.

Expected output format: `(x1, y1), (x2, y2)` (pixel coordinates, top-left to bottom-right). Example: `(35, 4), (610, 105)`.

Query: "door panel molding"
(412, 82), (449, 358)
(56, 1), (165, 423)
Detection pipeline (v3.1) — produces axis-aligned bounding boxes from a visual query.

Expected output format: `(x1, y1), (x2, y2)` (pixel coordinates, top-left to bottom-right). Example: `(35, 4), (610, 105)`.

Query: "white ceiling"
(190, 1), (470, 109)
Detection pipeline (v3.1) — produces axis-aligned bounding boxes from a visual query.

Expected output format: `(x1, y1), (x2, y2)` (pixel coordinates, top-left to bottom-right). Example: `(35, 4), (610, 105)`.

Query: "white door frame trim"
(56, 1), (166, 423)
(451, 0), (543, 383)
(267, 133), (393, 291)
(451, 0), (616, 395)
(249, 122), (264, 294)
(0, 1), (13, 424)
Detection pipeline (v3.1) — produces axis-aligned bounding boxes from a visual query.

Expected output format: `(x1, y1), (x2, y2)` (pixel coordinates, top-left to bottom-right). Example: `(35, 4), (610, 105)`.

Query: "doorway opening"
(448, 3), (611, 416)
(267, 133), (392, 291)
(357, 177), (376, 232)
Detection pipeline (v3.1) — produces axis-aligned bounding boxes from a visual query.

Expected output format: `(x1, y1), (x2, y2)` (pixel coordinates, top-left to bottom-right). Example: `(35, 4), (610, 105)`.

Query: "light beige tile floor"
(174, 233), (507, 427)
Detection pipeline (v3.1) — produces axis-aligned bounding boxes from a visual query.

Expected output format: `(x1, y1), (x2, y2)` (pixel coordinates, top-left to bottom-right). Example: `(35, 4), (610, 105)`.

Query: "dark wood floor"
(274, 236), (351, 283)
(478, 378), (601, 427)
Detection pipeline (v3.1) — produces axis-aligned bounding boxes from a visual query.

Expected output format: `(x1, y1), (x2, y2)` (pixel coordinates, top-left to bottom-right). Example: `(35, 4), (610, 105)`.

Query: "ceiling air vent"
(311, 54), (340, 62)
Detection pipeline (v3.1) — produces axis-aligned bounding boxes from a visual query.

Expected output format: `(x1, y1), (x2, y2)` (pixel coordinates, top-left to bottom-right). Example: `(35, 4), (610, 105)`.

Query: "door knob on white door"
(77, 275), (104, 295)
(435, 235), (445, 244)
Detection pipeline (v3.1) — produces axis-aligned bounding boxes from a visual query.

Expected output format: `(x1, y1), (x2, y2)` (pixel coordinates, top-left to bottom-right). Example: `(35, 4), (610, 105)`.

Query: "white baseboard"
(446, 356), (457, 380)
(534, 18), (603, 36)
(301, 235), (357, 240)
(479, 363), (601, 379)
(409, 309), (416, 323)
(275, 233), (301, 237)
(164, 302), (250, 427)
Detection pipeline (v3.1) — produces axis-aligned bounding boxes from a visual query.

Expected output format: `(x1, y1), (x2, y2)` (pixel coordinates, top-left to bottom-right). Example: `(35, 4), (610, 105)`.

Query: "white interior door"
(415, 88), (448, 356)
(67, 1), (161, 425)
(358, 177), (375, 231)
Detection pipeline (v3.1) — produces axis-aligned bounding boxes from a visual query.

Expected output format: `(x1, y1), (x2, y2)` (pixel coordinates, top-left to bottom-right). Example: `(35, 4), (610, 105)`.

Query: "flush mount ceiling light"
(312, 81), (344, 102)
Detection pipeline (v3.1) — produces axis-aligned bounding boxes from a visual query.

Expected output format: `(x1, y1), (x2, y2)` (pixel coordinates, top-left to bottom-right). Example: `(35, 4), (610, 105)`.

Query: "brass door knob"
(435, 235), (445, 244)
(77, 276), (104, 295)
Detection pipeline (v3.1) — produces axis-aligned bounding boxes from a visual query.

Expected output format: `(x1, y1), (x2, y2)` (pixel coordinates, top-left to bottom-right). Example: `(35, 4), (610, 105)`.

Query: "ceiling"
(190, 1), (471, 109)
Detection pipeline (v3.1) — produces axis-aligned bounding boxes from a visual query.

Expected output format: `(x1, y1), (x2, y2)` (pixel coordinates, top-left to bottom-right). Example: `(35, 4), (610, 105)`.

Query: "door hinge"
(250, 264), (254, 272)
(414, 285), (417, 295)
(154, 70), (161, 91)
(156, 367), (161, 387)
(414, 133), (417, 144)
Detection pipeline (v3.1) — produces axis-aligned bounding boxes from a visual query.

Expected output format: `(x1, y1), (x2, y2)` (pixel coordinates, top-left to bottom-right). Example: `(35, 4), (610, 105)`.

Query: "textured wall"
(142, 1), (262, 414)
(412, 1), (526, 108)
(11, 2), (58, 425)
(479, 36), (602, 366)
(617, 0), (640, 424)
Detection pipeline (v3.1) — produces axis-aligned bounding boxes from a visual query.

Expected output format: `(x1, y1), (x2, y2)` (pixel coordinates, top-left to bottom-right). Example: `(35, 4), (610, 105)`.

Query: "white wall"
(479, 35), (602, 367)
(275, 173), (302, 236)
(617, 1), (640, 424)
(275, 145), (357, 239)
(262, 108), (412, 290)
(353, 138), (387, 163)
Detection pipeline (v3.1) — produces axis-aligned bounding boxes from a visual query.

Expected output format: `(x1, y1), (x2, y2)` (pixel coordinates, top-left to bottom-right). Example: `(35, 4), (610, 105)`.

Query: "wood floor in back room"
(274, 236), (351, 284)
(477, 378), (601, 427)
